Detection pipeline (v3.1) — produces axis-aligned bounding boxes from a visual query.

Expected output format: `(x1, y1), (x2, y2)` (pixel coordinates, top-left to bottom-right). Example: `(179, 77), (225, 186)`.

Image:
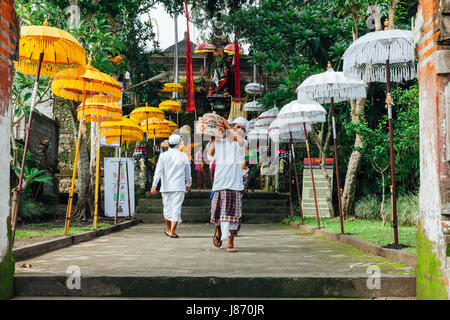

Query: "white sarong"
(161, 191), (185, 223)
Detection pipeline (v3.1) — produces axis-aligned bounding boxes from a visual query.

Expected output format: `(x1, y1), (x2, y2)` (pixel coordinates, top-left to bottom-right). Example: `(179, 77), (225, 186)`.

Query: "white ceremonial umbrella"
(244, 100), (265, 112)
(255, 106), (279, 127)
(342, 20), (417, 245)
(248, 118), (258, 131)
(296, 62), (367, 233)
(245, 82), (265, 95)
(277, 98), (328, 228)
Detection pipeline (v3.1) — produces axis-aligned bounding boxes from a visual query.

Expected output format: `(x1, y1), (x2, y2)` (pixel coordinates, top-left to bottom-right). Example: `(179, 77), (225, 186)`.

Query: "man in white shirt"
(208, 117), (247, 252)
(151, 134), (192, 238)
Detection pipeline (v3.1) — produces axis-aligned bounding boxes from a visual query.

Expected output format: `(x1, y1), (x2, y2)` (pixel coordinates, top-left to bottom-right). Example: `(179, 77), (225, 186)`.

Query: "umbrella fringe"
(15, 58), (85, 78)
(298, 85), (367, 104)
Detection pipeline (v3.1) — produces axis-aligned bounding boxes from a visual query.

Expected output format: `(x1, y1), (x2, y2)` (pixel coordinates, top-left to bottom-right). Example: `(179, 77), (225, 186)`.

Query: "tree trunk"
(69, 105), (91, 221)
(388, 0), (399, 29)
(342, 97), (365, 219)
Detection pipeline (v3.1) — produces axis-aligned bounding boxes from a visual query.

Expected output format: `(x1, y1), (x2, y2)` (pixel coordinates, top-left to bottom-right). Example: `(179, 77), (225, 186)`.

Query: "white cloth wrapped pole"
(297, 67), (367, 103)
(277, 99), (327, 128)
(342, 29), (417, 83)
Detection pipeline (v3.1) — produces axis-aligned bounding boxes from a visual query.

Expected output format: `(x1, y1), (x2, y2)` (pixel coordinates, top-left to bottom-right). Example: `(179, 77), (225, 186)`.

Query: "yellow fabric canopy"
(104, 132), (143, 144)
(161, 82), (183, 93)
(167, 120), (178, 132)
(159, 99), (182, 112)
(76, 95), (122, 122)
(140, 119), (169, 133)
(15, 20), (86, 77)
(148, 129), (172, 139)
(100, 117), (143, 138)
(130, 103), (165, 124)
(51, 57), (122, 102)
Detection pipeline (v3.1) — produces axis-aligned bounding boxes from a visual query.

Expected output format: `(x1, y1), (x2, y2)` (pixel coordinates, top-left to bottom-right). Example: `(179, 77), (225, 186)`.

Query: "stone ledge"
(12, 219), (140, 262)
(13, 275), (416, 298)
(287, 221), (417, 268)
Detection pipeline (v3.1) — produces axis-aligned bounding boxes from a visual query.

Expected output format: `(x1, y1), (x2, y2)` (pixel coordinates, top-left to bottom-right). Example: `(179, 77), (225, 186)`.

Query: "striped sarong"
(210, 189), (242, 224)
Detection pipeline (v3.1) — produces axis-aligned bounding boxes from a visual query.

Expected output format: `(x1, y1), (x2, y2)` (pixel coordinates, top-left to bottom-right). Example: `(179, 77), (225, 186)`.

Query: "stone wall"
(26, 111), (60, 196)
(0, 0), (17, 300)
(416, 0), (450, 300)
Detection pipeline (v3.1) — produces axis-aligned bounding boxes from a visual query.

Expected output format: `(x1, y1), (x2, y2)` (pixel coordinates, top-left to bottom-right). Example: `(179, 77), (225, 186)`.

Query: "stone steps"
(136, 190), (291, 224)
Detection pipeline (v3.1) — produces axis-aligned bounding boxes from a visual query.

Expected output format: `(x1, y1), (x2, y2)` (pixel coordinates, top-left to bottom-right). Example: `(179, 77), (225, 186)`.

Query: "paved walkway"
(15, 223), (414, 278)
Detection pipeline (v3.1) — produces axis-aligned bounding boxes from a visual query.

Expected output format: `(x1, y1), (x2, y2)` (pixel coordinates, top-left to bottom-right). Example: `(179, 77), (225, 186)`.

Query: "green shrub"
(355, 193), (418, 226)
(18, 192), (55, 222)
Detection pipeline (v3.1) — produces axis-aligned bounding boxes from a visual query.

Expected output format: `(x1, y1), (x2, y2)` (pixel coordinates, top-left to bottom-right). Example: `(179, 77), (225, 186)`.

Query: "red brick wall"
(0, 0), (18, 111)
(0, 0), (17, 300)
(416, 0), (450, 300)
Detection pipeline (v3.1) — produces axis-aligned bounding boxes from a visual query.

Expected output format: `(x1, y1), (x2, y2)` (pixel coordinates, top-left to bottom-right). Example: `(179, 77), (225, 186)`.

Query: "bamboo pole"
(93, 123), (100, 229)
(125, 147), (131, 219)
(290, 133), (304, 222)
(114, 128), (123, 224)
(386, 57), (399, 245)
(11, 52), (44, 245)
(331, 97), (345, 234)
(289, 142), (293, 218)
(64, 90), (88, 236)
(303, 122), (321, 229)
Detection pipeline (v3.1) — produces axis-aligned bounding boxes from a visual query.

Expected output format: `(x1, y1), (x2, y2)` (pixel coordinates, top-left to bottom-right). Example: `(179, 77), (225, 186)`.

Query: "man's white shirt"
(152, 147), (192, 192)
(209, 138), (245, 191)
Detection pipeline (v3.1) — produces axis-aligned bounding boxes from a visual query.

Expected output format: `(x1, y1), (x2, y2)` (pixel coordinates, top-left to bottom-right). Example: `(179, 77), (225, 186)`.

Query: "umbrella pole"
(94, 123), (100, 229)
(125, 147), (131, 220)
(331, 98), (344, 234)
(288, 142), (293, 218)
(303, 122), (321, 229)
(146, 119), (149, 191)
(290, 133), (304, 222)
(64, 90), (87, 236)
(153, 128), (156, 165)
(115, 132), (123, 225)
(204, 55), (207, 89)
(386, 58), (399, 245)
(11, 52), (44, 245)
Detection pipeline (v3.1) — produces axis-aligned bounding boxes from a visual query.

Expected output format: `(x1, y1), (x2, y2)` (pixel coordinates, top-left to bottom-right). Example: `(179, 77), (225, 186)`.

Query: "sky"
(141, 3), (249, 54)
(141, 3), (200, 51)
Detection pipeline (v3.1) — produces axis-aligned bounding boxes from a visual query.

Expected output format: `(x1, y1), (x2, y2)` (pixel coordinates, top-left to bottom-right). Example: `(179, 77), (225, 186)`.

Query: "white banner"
(104, 157), (135, 217)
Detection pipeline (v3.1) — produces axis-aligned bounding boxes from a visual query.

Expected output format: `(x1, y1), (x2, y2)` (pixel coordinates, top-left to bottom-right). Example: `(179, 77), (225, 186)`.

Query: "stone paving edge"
(12, 219), (140, 262)
(287, 221), (417, 268)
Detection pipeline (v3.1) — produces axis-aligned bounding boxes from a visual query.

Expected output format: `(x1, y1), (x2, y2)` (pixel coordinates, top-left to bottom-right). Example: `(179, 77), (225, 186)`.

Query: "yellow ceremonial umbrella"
(100, 118), (143, 224)
(130, 102), (165, 145)
(76, 95), (123, 229)
(52, 57), (122, 235)
(161, 82), (183, 93)
(159, 99), (181, 112)
(138, 119), (169, 164)
(168, 120), (178, 132)
(11, 20), (87, 244)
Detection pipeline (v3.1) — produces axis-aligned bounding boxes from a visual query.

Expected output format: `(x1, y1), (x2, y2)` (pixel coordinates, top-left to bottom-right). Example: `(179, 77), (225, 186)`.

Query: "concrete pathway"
(14, 223), (416, 298)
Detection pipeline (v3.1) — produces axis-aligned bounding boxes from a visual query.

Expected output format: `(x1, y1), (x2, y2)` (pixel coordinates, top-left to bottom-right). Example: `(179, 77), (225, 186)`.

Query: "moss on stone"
(0, 216), (15, 300)
(416, 224), (448, 300)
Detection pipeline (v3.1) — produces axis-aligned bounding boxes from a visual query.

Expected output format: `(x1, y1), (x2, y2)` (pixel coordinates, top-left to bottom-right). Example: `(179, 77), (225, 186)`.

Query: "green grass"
(15, 223), (111, 239)
(285, 216), (417, 255)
